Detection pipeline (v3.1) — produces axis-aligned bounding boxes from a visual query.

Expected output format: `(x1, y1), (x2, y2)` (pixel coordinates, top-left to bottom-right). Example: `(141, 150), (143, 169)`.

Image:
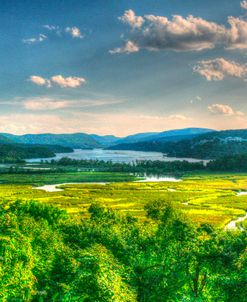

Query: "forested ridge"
(0, 143), (72, 163)
(108, 129), (247, 159)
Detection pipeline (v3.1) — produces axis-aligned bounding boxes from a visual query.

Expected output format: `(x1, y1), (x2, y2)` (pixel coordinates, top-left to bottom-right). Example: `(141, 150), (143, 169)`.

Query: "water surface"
(27, 148), (208, 164)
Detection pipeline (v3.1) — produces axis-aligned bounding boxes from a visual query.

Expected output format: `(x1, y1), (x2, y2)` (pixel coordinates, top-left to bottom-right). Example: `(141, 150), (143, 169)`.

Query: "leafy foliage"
(0, 200), (246, 301)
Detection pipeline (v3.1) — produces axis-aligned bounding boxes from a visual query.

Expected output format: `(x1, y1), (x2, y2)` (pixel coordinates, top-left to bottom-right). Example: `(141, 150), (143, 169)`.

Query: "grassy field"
(0, 171), (138, 185)
(0, 172), (247, 228)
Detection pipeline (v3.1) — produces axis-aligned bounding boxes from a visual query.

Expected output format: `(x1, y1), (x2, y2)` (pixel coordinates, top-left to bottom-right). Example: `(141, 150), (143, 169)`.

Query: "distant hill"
(0, 134), (13, 144)
(1, 133), (101, 149)
(89, 134), (120, 147)
(113, 128), (214, 145)
(0, 128), (214, 150)
(115, 132), (159, 144)
(109, 129), (247, 159)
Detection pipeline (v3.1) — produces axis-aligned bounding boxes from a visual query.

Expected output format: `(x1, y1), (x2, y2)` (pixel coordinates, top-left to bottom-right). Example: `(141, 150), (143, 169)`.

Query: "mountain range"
(0, 128), (215, 149)
(3, 127), (247, 160)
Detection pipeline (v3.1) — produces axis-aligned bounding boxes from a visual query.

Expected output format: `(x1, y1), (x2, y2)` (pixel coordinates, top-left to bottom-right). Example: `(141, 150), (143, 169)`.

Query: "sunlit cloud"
(65, 27), (83, 39)
(29, 76), (51, 87)
(50, 75), (86, 88)
(110, 41), (139, 54)
(119, 9), (144, 28)
(241, 1), (247, 10)
(23, 25), (83, 44)
(194, 58), (247, 81)
(29, 75), (86, 88)
(111, 9), (247, 53)
(208, 103), (244, 116)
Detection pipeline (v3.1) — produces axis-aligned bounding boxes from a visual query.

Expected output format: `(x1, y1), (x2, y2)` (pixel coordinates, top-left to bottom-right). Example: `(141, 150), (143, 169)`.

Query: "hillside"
(90, 134), (120, 147)
(0, 143), (72, 163)
(108, 129), (247, 159)
(1, 133), (101, 149)
(0, 134), (14, 144)
(114, 128), (214, 145)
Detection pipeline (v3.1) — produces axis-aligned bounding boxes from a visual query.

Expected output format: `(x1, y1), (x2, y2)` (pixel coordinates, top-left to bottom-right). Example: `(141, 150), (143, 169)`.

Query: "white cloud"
(29, 76), (51, 87)
(22, 34), (47, 44)
(208, 103), (244, 116)
(194, 58), (247, 81)
(241, 1), (247, 10)
(111, 9), (247, 53)
(50, 75), (86, 88)
(119, 9), (144, 28)
(43, 25), (59, 31)
(227, 17), (247, 49)
(25, 25), (83, 43)
(29, 75), (86, 88)
(109, 41), (139, 54)
(65, 27), (83, 39)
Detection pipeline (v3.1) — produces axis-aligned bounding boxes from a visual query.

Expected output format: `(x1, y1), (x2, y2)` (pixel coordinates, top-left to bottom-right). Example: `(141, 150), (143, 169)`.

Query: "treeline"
(1, 200), (246, 301)
(0, 144), (72, 163)
(52, 157), (205, 174)
(51, 154), (247, 173)
(207, 154), (247, 171)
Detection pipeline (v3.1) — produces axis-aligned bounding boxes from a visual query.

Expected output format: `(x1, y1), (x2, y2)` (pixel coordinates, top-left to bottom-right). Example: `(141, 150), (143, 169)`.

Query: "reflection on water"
(237, 191), (247, 196)
(27, 148), (208, 164)
(135, 176), (181, 182)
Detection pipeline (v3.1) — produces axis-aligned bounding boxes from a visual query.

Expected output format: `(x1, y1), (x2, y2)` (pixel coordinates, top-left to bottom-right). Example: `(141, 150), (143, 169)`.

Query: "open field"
(0, 172), (247, 228)
(0, 171), (137, 185)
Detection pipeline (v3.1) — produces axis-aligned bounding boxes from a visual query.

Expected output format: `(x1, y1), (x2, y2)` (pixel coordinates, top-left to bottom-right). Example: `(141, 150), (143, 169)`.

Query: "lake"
(27, 148), (208, 164)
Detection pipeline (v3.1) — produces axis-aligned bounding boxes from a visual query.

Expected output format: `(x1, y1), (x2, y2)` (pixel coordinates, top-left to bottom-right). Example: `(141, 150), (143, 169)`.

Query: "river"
(26, 148), (208, 164)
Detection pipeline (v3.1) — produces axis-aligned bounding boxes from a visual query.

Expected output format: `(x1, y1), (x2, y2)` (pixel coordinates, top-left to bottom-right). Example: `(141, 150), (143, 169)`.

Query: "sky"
(1, 0), (247, 136)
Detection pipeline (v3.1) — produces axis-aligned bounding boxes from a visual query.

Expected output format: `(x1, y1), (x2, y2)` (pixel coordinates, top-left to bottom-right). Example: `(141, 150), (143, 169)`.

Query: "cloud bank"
(111, 9), (247, 53)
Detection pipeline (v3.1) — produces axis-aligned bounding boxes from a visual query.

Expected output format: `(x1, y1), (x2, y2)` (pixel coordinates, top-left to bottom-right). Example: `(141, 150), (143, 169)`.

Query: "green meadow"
(0, 172), (246, 228)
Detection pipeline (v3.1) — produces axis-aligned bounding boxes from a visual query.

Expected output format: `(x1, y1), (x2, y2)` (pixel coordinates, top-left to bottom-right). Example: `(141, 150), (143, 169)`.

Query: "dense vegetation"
(109, 129), (247, 159)
(52, 157), (205, 174)
(1, 200), (246, 301)
(207, 154), (247, 171)
(0, 143), (72, 163)
(47, 154), (247, 173)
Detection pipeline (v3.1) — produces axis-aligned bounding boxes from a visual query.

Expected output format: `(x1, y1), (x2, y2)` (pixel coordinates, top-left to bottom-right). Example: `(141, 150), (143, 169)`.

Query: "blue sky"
(1, 0), (247, 136)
